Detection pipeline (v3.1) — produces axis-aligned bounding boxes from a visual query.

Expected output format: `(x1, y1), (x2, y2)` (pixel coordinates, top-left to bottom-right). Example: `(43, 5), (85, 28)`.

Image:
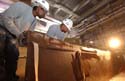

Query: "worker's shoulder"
(12, 2), (31, 8)
(50, 24), (60, 28)
(47, 24), (58, 31)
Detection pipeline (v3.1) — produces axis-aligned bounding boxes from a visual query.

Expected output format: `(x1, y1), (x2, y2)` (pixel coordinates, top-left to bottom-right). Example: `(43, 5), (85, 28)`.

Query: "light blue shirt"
(0, 2), (37, 37)
(47, 24), (67, 41)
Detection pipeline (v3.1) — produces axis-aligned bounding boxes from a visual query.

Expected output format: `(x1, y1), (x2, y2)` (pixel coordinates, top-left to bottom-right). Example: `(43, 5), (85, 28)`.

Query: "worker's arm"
(2, 2), (24, 38)
(60, 36), (65, 41)
(58, 32), (67, 41)
(3, 16), (21, 37)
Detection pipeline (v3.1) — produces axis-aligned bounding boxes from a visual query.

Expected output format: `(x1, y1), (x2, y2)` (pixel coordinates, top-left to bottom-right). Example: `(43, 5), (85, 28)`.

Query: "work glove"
(18, 31), (28, 46)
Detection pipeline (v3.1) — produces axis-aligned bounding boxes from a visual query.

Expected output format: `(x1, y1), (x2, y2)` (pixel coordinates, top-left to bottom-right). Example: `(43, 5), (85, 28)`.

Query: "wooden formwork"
(25, 31), (102, 81)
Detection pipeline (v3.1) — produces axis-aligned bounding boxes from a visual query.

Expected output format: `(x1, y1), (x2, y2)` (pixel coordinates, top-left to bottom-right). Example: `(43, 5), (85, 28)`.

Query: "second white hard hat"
(32, 0), (49, 12)
(62, 19), (73, 31)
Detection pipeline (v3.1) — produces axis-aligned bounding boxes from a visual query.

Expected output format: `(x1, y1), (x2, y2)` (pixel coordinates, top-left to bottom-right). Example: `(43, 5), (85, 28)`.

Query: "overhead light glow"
(108, 37), (121, 49)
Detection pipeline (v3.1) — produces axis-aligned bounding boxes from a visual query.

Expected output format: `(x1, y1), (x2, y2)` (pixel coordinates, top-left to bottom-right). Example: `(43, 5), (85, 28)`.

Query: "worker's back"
(0, 2), (37, 37)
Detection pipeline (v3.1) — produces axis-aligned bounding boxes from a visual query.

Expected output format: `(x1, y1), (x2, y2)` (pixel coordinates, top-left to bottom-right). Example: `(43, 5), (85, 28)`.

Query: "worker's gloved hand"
(18, 31), (28, 46)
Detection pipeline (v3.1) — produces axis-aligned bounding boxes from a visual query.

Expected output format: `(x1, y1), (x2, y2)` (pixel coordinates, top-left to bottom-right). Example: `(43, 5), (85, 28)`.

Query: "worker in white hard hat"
(32, 0), (49, 18)
(47, 19), (73, 41)
(0, 0), (49, 81)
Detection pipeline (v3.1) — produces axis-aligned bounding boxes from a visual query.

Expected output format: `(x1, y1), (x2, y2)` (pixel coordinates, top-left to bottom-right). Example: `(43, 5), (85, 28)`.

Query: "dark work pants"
(0, 27), (6, 81)
(0, 26), (19, 81)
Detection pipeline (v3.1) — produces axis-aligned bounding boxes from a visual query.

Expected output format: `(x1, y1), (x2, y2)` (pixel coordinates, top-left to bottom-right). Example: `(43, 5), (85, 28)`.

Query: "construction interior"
(0, 0), (125, 81)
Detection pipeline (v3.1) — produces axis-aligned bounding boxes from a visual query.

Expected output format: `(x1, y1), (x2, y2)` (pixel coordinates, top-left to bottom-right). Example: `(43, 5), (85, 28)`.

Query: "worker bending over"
(0, 0), (49, 81)
(47, 19), (73, 41)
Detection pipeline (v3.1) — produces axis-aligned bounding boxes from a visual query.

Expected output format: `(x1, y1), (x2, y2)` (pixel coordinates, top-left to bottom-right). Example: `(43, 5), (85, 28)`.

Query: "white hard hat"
(32, 0), (49, 12)
(62, 19), (73, 31)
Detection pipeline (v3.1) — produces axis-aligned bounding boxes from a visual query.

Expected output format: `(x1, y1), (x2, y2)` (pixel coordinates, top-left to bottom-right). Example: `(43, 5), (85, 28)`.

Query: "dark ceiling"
(47, 0), (125, 50)
(47, 0), (125, 37)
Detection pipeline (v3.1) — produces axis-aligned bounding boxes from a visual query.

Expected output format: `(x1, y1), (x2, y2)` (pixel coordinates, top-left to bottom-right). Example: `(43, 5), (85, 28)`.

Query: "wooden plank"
(25, 42), (35, 81)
